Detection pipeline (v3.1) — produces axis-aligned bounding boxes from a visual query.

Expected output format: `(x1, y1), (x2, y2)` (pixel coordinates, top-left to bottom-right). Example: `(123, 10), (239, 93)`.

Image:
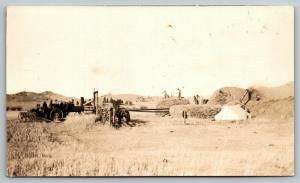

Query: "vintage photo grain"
(6, 6), (294, 176)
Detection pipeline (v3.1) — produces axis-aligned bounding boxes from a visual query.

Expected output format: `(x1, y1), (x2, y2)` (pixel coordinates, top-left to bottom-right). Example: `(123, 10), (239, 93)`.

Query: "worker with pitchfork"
(177, 88), (182, 100)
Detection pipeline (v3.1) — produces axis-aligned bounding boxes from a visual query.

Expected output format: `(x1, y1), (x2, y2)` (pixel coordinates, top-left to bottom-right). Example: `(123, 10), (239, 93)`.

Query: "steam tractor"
(18, 90), (131, 127)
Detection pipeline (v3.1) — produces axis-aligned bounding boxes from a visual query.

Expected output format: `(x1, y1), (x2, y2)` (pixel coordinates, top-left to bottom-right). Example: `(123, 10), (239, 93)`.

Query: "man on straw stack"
(177, 88), (182, 100)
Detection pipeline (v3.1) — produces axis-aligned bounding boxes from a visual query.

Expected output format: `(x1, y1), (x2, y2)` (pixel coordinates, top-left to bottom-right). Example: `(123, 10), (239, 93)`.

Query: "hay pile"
(169, 104), (221, 119)
(243, 82), (294, 119)
(159, 82), (294, 120)
(246, 96), (294, 119)
(156, 98), (190, 108)
(208, 87), (249, 105)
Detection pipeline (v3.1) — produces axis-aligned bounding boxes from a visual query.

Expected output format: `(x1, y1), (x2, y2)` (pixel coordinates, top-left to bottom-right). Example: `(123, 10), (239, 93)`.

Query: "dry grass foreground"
(7, 111), (294, 176)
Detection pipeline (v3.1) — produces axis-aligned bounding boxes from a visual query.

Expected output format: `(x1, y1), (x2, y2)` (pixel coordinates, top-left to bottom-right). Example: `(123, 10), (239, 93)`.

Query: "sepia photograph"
(6, 6), (294, 176)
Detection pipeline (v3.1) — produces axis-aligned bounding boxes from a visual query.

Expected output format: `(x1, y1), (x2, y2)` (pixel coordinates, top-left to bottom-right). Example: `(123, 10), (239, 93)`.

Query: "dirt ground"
(6, 111), (294, 176)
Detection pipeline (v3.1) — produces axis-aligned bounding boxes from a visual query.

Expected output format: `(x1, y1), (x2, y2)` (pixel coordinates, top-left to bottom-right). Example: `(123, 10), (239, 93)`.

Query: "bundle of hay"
(156, 98), (190, 108)
(169, 104), (221, 119)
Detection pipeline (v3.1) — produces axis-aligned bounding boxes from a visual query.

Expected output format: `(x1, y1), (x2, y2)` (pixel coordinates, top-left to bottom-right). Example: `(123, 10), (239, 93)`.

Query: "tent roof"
(214, 105), (250, 121)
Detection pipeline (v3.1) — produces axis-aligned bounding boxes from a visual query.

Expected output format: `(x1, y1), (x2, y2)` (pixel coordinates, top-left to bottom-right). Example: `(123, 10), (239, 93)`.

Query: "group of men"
(36, 99), (76, 113)
(162, 88), (183, 99)
(193, 95), (200, 104)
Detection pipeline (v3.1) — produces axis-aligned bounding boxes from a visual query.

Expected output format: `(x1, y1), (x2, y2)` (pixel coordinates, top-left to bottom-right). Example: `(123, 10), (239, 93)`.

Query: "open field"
(6, 111), (294, 176)
(6, 6), (294, 177)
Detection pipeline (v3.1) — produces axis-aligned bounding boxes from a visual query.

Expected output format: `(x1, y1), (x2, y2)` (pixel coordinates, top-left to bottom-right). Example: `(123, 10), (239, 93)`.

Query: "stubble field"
(6, 111), (294, 176)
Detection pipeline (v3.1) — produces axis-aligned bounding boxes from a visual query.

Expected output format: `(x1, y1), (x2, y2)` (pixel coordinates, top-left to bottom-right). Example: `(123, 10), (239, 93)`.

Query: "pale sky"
(7, 6), (294, 98)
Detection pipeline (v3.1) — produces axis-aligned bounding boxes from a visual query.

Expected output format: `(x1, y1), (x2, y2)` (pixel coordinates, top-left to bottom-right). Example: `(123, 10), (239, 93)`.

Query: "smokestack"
(80, 97), (84, 107)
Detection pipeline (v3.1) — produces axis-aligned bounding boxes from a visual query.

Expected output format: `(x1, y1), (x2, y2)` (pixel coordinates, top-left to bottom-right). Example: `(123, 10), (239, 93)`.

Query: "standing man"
(42, 101), (48, 113)
(193, 95), (197, 104)
(182, 110), (188, 124)
(162, 90), (169, 99)
(177, 88), (182, 100)
(196, 94), (200, 104)
(49, 100), (53, 108)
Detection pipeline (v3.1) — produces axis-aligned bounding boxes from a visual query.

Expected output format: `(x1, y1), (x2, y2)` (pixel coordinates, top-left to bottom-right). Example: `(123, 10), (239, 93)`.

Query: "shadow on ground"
(126, 119), (148, 127)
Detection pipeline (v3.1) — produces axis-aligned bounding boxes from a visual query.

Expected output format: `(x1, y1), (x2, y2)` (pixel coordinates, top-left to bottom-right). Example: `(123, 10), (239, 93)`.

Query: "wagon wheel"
(29, 112), (37, 122)
(100, 109), (106, 124)
(95, 108), (102, 123)
(119, 110), (131, 123)
(104, 109), (110, 123)
(124, 111), (130, 122)
(50, 108), (64, 122)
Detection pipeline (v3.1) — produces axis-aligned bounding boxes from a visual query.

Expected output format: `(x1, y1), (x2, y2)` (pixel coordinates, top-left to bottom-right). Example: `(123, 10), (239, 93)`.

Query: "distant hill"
(6, 91), (76, 110)
(7, 91), (75, 103)
(103, 94), (143, 102)
(102, 93), (162, 103)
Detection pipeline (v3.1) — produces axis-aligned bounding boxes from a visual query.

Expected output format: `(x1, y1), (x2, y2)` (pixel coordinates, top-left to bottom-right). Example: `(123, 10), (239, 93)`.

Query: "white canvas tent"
(214, 105), (250, 121)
